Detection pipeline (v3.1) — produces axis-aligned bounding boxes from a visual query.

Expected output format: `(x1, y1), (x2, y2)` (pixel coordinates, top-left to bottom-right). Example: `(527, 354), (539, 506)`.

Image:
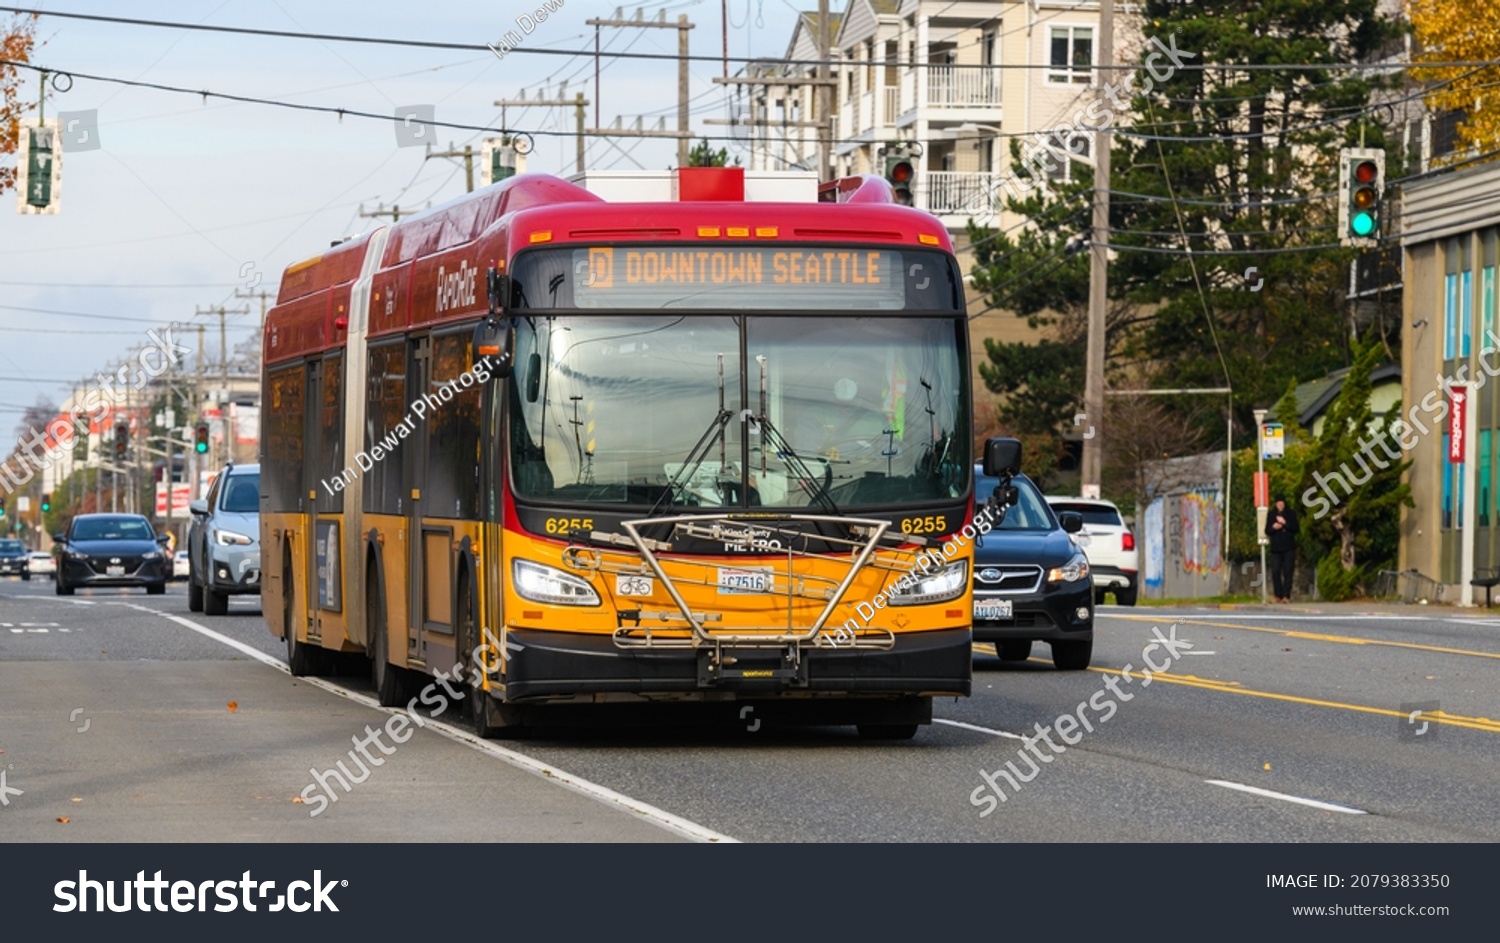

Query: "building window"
(1445, 272), (1457, 361)
(1049, 26), (1093, 84)
(1462, 269), (1473, 358)
(1482, 429), (1493, 528)
(1443, 433), (1453, 529)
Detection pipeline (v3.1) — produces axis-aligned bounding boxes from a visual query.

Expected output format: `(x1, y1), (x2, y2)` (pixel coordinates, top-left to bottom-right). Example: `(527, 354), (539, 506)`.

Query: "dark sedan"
(54, 513), (172, 596)
(971, 468), (1095, 670)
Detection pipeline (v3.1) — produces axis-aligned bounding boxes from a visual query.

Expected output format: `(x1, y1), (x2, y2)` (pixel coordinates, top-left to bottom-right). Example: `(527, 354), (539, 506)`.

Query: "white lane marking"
(116, 602), (738, 844)
(933, 717), (1027, 742)
(1205, 779), (1367, 815)
(1182, 650), (1216, 655)
(1108, 613), (1408, 621)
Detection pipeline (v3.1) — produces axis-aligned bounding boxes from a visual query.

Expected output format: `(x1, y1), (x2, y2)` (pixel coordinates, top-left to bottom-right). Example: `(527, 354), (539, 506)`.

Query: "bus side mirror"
(982, 437), (1022, 478)
(487, 268), (511, 316)
(473, 317), (515, 380)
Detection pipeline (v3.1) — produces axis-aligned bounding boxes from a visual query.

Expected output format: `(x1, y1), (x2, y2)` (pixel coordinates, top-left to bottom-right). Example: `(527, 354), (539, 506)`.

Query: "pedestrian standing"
(1266, 496), (1298, 603)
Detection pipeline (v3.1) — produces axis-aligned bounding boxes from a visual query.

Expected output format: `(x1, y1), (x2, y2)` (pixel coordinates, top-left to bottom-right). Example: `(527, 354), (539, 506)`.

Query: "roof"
(1270, 362), (1402, 426)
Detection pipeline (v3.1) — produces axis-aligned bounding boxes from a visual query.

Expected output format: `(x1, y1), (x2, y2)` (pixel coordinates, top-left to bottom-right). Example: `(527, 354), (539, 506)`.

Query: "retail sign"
(1449, 385), (1468, 463)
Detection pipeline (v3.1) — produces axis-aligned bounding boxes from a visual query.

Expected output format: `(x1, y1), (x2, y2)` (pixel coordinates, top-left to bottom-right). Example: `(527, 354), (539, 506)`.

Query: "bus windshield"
(508, 314), (969, 510)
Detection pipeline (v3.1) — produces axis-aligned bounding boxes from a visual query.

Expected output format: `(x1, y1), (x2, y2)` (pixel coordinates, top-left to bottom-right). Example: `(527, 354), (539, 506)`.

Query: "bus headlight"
(1047, 553), (1090, 583)
(512, 559), (601, 607)
(888, 561), (967, 605)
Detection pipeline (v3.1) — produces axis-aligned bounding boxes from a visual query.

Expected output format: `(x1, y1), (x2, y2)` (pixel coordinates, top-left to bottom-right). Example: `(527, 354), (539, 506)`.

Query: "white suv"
(1045, 497), (1138, 606)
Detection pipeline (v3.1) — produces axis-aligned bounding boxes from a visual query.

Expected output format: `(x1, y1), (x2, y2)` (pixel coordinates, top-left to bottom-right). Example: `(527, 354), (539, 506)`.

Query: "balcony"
(924, 171), (1005, 216)
(927, 65), (999, 107)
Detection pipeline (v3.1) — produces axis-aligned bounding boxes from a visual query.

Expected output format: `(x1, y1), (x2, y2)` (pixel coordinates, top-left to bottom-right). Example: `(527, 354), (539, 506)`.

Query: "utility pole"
(359, 203), (415, 224)
(196, 305), (248, 466)
(585, 10), (695, 166)
(1081, 0), (1114, 499)
(817, 0), (831, 179)
(425, 142), (476, 193)
(496, 89), (590, 175)
(234, 287), (273, 337)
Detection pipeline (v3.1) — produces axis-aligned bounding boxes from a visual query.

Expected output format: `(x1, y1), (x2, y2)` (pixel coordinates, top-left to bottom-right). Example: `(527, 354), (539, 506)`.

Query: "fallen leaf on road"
(70, 797), (82, 803)
(1263, 763), (1272, 771)
(56, 817), (70, 824)
(292, 796), (304, 804)
(227, 701), (238, 713)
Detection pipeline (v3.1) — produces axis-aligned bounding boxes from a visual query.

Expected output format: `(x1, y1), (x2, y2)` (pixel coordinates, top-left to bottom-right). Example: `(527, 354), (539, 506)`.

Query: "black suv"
(971, 465), (1095, 670)
(53, 514), (172, 595)
(0, 538), (28, 580)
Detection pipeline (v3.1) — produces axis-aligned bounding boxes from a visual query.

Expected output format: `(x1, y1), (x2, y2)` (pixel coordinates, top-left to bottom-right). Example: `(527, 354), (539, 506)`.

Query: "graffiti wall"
(1143, 488), (1227, 599)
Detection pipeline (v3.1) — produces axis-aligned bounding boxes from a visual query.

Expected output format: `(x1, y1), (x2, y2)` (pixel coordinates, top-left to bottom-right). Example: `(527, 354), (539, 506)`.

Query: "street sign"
(1449, 385), (1468, 463)
(16, 496), (30, 513)
(1261, 422), (1284, 459)
(155, 482), (192, 517)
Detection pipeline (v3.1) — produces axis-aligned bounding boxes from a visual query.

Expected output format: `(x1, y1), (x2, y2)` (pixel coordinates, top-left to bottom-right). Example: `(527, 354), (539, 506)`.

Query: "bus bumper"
(501, 626), (971, 702)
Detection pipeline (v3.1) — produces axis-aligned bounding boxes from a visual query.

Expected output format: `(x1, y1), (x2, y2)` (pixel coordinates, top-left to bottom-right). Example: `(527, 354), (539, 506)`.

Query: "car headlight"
(1047, 553), (1090, 583)
(68, 551), (89, 560)
(889, 561), (968, 605)
(142, 551), (162, 560)
(215, 529), (254, 546)
(512, 559), (600, 607)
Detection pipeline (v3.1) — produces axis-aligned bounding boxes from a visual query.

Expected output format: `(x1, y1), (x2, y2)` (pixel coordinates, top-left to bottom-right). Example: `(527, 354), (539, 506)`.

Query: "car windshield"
(220, 474), (261, 513)
(508, 315), (969, 510)
(975, 475), (1055, 531)
(1049, 502), (1123, 527)
(0, 540), (22, 553)
(71, 518), (153, 541)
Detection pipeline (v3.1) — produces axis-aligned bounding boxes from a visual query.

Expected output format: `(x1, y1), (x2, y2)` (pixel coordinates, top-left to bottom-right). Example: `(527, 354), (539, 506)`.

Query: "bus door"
(300, 359), (323, 645)
(310, 353), (346, 645)
(406, 336), (458, 674)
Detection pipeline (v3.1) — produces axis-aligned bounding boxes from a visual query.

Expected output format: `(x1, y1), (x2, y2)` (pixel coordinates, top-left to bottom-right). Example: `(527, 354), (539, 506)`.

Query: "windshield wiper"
(749, 355), (841, 517)
(644, 353), (734, 517)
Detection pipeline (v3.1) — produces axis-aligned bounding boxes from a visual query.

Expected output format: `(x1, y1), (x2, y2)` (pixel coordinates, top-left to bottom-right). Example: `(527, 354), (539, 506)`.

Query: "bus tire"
(458, 572), (525, 739)
(368, 567), (408, 707)
(285, 559), (322, 676)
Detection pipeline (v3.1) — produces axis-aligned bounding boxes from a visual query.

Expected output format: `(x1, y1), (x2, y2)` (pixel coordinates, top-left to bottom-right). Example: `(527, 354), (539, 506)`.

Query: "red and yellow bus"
(261, 168), (982, 739)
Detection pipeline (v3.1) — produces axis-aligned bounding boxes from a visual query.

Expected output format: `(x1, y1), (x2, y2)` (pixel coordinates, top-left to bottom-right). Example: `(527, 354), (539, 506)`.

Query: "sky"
(0, 0), (805, 432)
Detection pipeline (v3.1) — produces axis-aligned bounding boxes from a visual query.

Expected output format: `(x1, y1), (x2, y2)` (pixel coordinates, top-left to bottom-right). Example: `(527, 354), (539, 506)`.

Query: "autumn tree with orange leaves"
(1, 13), (39, 195)
(1408, 0), (1500, 162)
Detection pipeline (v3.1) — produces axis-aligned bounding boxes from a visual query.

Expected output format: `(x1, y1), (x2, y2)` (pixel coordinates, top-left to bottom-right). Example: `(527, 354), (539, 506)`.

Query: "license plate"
(974, 598), (1012, 620)
(717, 567), (772, 594)
(106, 565), (125, 576)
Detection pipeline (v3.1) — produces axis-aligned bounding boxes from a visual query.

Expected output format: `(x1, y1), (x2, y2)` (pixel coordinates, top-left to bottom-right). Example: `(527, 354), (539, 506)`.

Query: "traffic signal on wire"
(41, 493), (51, 512)
(883, 148), (916, 206)
(1339, 148), (1384, 247)
(194, 423), (210, 455)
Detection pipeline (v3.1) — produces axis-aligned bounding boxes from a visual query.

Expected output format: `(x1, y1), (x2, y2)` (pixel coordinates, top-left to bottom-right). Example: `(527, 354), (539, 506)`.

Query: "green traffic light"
(195, 442), (208, 454)
(1351, 212), (1375, 237)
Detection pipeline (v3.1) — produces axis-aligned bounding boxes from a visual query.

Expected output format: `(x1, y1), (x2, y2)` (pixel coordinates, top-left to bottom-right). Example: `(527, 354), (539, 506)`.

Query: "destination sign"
(511, 245), (960, 311)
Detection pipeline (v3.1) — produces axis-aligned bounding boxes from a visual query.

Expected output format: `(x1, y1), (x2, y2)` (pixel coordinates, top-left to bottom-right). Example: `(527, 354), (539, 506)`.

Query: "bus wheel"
(458, 576), (525, 739)
(285, 564), (321, 676)
(856, 724), (919, 740)
(368, 569), (408, 707)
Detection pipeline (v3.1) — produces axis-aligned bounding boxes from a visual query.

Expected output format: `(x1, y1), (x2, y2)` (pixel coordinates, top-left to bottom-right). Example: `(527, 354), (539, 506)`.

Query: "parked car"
(53, 514), (171, 595)
(27, 551), (56, 579)
(188, 463), (261, 615)
(1045, 496), (1139, 606)
(0, 538), (28, 579)
(971, 465), (1094, 670)
(172, 550), (190, 581)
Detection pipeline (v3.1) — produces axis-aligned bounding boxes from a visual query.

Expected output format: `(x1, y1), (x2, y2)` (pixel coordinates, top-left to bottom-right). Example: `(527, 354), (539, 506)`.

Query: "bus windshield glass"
(507, 314), (969, 510)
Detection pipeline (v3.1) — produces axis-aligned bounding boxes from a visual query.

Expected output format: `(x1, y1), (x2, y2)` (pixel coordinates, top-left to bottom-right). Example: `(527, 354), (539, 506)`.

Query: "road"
(2, 577), (1497, 843)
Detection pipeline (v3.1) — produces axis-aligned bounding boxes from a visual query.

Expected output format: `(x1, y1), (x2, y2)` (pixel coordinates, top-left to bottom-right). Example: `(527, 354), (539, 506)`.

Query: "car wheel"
(55, 575), (74, 596)
(1115, 586), (1138, 606)
(857, 724), (919, 740)
(997, 640), (1032, 661)
(187, 573), (203, 612)
(1094, 589), (1107, 606)
(147, 583), (165, 596)
(21, 572), (29, 581)
(1051, 638), (1093, 670)
(204, 585), (228, 615)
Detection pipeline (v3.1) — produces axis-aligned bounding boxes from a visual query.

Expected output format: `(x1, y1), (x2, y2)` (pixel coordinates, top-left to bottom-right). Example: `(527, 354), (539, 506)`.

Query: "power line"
(5, 7), (1494, 72)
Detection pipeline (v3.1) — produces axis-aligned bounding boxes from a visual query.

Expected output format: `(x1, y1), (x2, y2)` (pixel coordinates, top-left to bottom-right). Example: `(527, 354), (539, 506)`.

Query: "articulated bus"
(262, 167), (1009, 739)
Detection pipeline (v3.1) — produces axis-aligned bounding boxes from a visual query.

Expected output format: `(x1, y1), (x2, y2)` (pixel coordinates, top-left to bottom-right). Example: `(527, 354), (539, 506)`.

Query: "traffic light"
(114, 421), (129, 460)
(0, 496), (6, 518)
(883, 148), (916, 206)
(1339, 148), (1384, 247)
(194, 423), (210, 455)
(41, 493), (51, 513)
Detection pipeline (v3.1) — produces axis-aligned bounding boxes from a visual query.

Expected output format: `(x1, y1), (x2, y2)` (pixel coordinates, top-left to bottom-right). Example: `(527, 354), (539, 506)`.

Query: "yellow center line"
(972, 642), (1500, 734)
(1106, 613), (1500, 661)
